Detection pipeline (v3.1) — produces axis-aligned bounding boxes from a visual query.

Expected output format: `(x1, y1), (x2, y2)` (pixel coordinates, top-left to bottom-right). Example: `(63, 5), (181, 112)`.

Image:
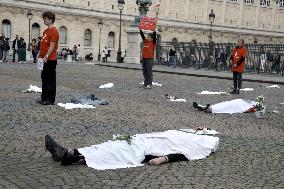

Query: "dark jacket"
(19, 41), (26, 49)
(3, 40), (10, 51)
(12, 39), (20, 49)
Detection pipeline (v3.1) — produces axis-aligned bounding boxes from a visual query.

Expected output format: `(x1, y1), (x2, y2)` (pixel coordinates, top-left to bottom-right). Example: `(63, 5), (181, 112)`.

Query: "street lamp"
(97, 18), (103, 61)
(208, 9), (215, 42)
(117, 0), (125, 63)
(27, 9), (33, 51)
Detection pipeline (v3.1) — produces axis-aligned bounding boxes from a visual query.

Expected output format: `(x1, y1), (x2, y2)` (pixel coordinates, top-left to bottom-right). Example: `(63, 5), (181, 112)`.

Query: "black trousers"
(41, 60), (57, 103)
(233, 71), (242, 90)
(142, 58), (153, 86)
(13, 50), (18, 62)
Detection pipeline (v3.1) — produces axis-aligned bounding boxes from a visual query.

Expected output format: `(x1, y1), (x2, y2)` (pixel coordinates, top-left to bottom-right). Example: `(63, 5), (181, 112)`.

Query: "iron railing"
(155, 42), (284, 76)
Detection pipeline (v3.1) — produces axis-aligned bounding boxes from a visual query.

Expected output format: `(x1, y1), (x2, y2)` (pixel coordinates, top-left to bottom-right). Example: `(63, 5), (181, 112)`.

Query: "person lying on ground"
(193, 99), (256, 114)
(45, 129), (219, 170)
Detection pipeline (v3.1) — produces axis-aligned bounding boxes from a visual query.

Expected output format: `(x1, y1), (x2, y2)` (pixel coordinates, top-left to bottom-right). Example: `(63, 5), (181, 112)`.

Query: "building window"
(277, 0), (284, 7)
(2, 19), (11, 38)
(244, 0), (254, 4)
(88, 1), (90, 6)
(260, 0), (270, 6)
(63, 0), (65, 3)
(228, 0), (239, 2)
(59, 26), (67, 44)
(31, 23), (40, 40)
(107, 32), (115, 48)
(84, 29), (92, 46)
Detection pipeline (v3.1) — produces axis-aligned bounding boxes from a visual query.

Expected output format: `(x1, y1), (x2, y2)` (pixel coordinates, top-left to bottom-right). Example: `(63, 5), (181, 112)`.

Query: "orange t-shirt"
(231, 46), (247, 73)
(39, 27), (59, 60)
(142, 39), (156, 59)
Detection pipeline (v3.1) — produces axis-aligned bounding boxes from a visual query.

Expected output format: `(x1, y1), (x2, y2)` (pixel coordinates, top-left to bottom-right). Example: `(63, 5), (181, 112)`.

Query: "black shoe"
(45, 135), (65, 162)
(40, 101), (55, 105)
(235, 89), (240, 94)
(229, 89), (236, 94)
(193, 102), (205, 111)
(36, 99), (43, 104)
(61, 149), (72, 166)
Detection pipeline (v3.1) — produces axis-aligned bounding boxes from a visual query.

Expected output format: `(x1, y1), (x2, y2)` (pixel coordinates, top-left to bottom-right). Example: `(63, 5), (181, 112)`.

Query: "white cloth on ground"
(211, 99), (256, 114)
(57, 103), (96, 110)
(197, 91), (227, 95)
(99, 83), (114, 89)
(22, 85), (42, 93)
(140, 82), (162, 87)
(266, 85), (280, 89)
(168, 99), (186, 102)
(78, 130), (219, 170)
(240, 88), (254, 91)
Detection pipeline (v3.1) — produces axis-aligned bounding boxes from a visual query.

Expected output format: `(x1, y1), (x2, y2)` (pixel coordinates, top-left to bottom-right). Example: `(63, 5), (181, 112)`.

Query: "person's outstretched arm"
(140, 29), (145, 41)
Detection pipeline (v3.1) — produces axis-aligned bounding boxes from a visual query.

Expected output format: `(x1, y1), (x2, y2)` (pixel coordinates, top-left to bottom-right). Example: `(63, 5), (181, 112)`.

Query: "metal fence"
(156, 42), (284, 76)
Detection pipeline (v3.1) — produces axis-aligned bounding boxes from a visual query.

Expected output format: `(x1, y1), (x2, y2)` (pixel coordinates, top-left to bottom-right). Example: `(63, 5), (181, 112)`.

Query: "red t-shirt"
(231, 46), (247, 73)
(39, 27), (59, 60)
(142, 39), (156, 59)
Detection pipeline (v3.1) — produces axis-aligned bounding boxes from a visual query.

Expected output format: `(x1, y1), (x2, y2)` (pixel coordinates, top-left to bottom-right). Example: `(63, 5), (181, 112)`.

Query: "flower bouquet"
(254, 95), (265, 119)
(113, 134), (133, 144)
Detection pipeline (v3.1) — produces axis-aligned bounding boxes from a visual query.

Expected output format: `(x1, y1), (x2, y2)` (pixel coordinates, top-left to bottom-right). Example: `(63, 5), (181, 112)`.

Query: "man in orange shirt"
(229, 39), (247, 94)
(140, 29), (157, 89)
(36, 11), (59, 105)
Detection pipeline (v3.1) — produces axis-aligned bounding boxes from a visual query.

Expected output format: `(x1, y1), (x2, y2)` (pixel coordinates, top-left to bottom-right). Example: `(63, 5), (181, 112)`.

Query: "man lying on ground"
(193, 99), (256, 114)
(45, 129), (219, 170)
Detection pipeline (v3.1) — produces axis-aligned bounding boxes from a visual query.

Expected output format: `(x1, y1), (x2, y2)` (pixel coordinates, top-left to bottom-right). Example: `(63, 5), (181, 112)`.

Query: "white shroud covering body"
(211, 99), (256, 114)
(78, 130), (219, 170)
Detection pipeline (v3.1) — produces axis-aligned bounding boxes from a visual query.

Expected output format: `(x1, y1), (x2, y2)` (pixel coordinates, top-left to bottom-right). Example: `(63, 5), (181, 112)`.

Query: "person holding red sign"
(139, 29), (156, 89)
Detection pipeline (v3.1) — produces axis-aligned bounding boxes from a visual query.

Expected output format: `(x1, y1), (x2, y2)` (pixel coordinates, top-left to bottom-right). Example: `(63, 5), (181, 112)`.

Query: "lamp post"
(208, 9), (215, 42)
(117, 0), (125, 63)
(97, 19), (103, 61)
(208, 9), (215, 57)
(27, 9), (33, 51)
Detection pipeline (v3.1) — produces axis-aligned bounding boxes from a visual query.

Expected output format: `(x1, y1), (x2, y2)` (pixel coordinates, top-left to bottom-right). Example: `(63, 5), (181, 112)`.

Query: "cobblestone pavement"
(0, 62), (283, 189)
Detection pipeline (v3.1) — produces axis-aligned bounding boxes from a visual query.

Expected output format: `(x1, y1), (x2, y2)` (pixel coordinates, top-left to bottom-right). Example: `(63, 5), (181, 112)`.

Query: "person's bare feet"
(148, 156), (167, 165)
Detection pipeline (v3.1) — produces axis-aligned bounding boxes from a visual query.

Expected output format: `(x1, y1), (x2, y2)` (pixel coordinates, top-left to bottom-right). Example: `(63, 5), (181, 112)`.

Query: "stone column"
(271, 0), (276, 30)
(239, 0), (244, 26)
(255, 0), (260, 28)
(124, 0), (152, 64)
(203, 0), (209, 22)
(221, 0), (226, 24)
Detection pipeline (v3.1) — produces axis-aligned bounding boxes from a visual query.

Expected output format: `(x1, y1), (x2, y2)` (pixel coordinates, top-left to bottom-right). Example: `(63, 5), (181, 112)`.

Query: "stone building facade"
(1, 0), (284, 60)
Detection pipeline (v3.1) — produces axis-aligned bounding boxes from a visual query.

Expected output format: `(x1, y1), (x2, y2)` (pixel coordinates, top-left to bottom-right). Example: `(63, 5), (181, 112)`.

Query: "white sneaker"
(144, 85), (152, 89)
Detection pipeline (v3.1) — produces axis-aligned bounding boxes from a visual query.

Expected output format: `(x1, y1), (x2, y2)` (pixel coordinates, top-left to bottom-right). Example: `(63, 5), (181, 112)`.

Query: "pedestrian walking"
(229, 39), (247, 94)
(31, 38), (37, 63)
(35, 36), (41, 56)
(36, 11), (59, 105)
(18, 37), (26, 63)
(12, 35), (20, 62)
(0, 35), (4, 61)
(102, 46), (109, 63)
(169, 49), (176, 68)
(2, 38), (10, 62)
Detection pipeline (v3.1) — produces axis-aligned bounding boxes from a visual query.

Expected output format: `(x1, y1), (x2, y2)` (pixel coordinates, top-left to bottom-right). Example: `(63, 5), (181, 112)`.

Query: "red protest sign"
(139, 16), (158, 31)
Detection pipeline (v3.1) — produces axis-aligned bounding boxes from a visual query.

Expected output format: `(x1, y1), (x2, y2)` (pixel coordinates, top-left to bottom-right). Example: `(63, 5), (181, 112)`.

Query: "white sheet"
(266, 85), (280, 89)
(168, 99), (186, 102)
(140, 82), (162, 87)
(240, 88), (254, 91)
(211, 99), (256, 114)
(22, 85), (42, 93)
(99, 83), (114, 89)
(57, 103), (96, 110)
(197, 91), (227, 95)
(78, 130), (219, 170)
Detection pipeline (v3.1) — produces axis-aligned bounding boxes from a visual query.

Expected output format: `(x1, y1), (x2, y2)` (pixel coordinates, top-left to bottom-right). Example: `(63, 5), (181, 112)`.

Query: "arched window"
(84, 29), (92, 46)
(59, 26), (67, 44)
(32, 23), (40, 40)
(107, 32), (115, 48)
(2, 19), (11, 38)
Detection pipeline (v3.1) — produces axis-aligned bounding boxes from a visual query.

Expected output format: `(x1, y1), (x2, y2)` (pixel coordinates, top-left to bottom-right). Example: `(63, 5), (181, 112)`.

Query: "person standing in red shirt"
(229, 39), (247, 94)
(36, 11), (59, 105)
(140, 29), (157, 89)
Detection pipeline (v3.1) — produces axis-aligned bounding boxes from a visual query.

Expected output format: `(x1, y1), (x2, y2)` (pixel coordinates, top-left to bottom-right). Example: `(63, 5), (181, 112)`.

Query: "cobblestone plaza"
(0, 62), (283, 188)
